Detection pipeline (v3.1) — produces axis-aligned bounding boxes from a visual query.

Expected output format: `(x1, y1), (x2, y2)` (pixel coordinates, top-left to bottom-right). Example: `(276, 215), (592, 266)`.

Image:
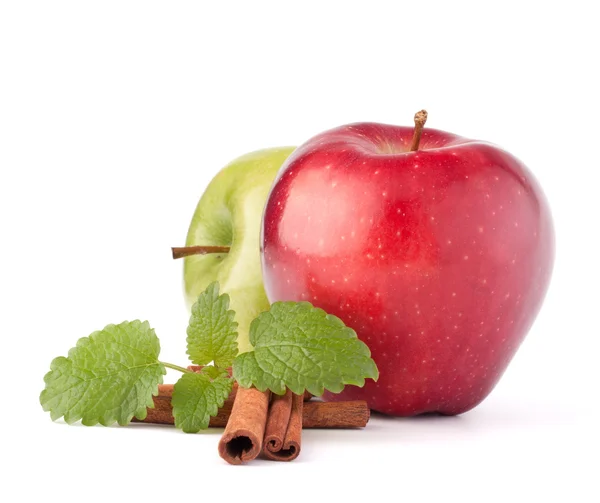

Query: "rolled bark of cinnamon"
(264, 389), (293, 451)
(134, 384), (370, 429)
(217, 387), (270, 465)
(263, 391), (303, 461)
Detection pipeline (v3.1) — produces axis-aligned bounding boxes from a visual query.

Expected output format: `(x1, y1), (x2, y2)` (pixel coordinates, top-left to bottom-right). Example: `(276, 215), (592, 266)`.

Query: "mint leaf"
(232, 302), (379, 396)
(172, 373), (233, 433)
(187, 282), (238, 369)
(40, 320), (166, 426)
(199, 365), (230, 379)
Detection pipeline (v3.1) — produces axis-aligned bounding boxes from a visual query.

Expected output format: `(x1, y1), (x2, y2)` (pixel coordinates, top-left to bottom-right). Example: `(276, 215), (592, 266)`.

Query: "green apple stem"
(409, 109), (428, 151)
(172, 246), (231, 259)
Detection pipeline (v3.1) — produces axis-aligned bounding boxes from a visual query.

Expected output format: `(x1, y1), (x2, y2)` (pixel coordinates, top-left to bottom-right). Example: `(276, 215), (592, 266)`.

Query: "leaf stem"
(161, 362), (193, 374)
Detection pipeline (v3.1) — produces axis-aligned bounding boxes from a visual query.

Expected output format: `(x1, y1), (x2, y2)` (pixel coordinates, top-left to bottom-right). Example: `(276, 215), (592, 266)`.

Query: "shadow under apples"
(305, 399), (576, 450)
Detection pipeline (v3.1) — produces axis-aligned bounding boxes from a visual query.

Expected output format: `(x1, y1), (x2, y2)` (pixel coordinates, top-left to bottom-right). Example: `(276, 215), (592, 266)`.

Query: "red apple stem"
(172, 246), (231, 259)
(409, 110), (428, 151)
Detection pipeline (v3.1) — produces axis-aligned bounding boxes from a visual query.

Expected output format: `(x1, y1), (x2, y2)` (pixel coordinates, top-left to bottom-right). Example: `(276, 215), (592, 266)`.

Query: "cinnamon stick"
(300, 400), (370, 428)
(264, 390), (293, 450)
(217, 387), (270, 465)
(263, 390), (303, 461)
(134, 385), (370, 428)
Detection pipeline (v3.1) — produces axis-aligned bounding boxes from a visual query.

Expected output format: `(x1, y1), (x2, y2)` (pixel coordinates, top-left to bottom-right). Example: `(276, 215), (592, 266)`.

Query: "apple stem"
(172, 246), (231, 259)
(409, 110), (428, 151)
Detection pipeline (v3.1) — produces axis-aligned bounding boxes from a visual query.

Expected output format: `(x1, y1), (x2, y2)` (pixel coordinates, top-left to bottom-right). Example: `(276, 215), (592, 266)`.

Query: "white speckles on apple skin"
(261, 130), (554, 416)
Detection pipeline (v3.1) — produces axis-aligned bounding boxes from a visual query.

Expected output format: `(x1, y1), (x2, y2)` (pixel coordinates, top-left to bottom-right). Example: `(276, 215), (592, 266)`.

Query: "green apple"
(182, 147), (295, 353)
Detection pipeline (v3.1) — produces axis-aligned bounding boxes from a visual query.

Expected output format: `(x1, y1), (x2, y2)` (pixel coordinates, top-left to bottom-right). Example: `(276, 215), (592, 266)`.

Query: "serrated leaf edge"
(172, 373), (233, 433)
(235, 302), (379, 396)
(39, 320), (166, 427)
(185, 281), (239, 368)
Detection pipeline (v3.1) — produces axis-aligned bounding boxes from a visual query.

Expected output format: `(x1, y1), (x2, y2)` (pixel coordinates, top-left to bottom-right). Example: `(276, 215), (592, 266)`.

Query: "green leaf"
(40, 320), (166, 426)
(199, 365), (230, 380)
(187, 282), (238, 369)
(172, 373), (233, 433)
(232, 302), (379, 396)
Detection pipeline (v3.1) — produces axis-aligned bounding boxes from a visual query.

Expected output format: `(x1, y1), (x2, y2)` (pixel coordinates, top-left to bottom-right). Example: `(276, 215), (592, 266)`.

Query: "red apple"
(260, 114), (554, 416)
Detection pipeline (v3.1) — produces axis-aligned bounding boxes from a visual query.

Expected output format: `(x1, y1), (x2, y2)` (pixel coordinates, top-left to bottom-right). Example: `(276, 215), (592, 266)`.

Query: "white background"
(1, 1), (598, 501)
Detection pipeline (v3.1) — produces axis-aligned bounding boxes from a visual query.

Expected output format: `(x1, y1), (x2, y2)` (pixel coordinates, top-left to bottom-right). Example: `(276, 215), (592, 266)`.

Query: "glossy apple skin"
(261, 123), (554, 416)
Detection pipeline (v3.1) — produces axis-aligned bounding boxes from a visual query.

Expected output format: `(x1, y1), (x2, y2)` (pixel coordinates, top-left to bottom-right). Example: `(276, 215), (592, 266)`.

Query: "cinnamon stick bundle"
(136, 366), (369, 465)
